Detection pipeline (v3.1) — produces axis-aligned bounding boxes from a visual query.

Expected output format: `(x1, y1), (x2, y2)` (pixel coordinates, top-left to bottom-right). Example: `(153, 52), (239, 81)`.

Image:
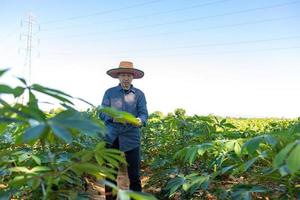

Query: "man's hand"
(136, 117), (142, 127)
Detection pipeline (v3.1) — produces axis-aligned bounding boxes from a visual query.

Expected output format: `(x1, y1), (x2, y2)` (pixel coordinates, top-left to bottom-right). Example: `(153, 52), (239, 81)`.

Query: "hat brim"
(107, 68), (144, 79)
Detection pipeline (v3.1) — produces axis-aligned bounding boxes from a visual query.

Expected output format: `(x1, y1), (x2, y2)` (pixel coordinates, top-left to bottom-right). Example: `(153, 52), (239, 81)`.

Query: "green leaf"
(31, 84), (73, 98)
(18, 153), (30, 163)
(243, 136), (262, 154)
(17, 77), (27, 86)
(183, 174), (207, 192)
(9, 166), (50, 174)
(76, 97), (94, 107)
(9, 175), (28, 187)
(197, 143), (213, 156)
(51, 124), (72, 143)
(51, 110), (102, 137)
(273, 142), (296, 168)
(30, 166), (51, 173)
(242, 135), (276, 154)
(23, 124), (46, 142)
(58, 118), (101, 137)
(225, 140), (242, 155)
(120, 112), (140, 126)
(31, 84), (74, 105)
(232, 184), (268, 200)
(100, 107), (140, 126)
(291, 122), (300, 133)
(0, 68), (9, 77)
(263, 135), (277, 147)
(104, 150), (125, 164)
(9, 167), (30, 173)
(223, 123), (236, 129)
(174, 143), (213, 165)
(60, 174), (75, 184)
(95, 153), (105, 166)
(125, 191), (157, 200)
(31, 155), (41, 165)
(165, 176), (185, 197)
(13, 86), (25, 98)
(183, 146), (197, 165)
(28, 91), (38, 109)
(71, 163), (100, 176)
(278, 165), (290, 176)
(98, 166), (118, 180)
(0, 102), (33, 120)
(0, 84), (14, 94)
(103, 154), (120, 168)
(0, 123), (7, 134)
(20, 106), (46, 121)
(77, 150), (94, 162)
(100, 107), (122, 118)
(220, 165), (236, 175)
(0, 117), (24, 124)
(243, 157), (258, 172)
(95, 142), (106, 151)
(30, 178), (41, 189)
(0, 98), (10, 106)
(286, 142), (300, 174)
(234, 142), (242, 155)
(220, 118), (226, 125)
(51, 109), (75, 120)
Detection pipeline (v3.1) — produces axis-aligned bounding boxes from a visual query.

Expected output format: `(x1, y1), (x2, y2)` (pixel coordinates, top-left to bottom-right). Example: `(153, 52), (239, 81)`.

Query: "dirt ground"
(87, 166), (150, 200)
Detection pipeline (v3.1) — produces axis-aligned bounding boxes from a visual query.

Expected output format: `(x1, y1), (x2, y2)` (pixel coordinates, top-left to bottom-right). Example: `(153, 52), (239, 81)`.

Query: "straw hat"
(106, 61), (144, 79)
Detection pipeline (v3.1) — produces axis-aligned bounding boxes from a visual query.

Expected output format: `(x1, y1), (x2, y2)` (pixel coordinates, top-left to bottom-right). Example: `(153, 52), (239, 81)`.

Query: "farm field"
(0, 70), (299, 199)
(2, 0), (300, 199)
(141, 110), (300, 199)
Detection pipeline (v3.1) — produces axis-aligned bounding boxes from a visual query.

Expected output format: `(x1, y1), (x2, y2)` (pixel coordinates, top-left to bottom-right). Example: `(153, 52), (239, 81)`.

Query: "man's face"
(118, 73), (133, 89)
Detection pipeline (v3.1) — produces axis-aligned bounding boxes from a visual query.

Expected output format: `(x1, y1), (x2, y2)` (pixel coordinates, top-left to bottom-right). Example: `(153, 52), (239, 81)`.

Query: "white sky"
(1, 0), (300, 118)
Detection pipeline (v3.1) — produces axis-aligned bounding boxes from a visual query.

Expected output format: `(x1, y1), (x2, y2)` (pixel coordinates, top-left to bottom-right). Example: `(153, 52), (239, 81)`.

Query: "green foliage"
(174, 143), (213, 165)
(0, 73), (156, 200)
(142, 111), (299, 199)
(2, 70), (299, 199)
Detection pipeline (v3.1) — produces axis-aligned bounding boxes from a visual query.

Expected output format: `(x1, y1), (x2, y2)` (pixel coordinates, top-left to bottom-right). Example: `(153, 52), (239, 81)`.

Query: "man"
(99, 61), (148, 200)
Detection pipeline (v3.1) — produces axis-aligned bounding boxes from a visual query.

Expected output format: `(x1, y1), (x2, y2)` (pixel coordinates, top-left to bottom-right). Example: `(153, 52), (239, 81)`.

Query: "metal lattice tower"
(18, 13), (39, 104)
(22, 13), (35, 85)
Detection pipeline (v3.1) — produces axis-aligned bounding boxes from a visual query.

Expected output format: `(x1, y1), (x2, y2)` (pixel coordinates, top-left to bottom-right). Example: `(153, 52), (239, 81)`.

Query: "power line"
(99, 15), (300, 41)
(43, 35), (300, 55)
(121, 35), (300, 53)
(40, 46), (300, 59)
(41, 0), (300, 40)
(41, 0), (166, 24)
(41, 0), (232, 31)
(36, 16), (300, 47)
(141, 46), (300, 58)
(39, 15), (299, 46)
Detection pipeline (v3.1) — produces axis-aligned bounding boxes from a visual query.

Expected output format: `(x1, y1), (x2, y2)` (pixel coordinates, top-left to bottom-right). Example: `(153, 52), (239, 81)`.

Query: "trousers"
(105, 138), (141, 200)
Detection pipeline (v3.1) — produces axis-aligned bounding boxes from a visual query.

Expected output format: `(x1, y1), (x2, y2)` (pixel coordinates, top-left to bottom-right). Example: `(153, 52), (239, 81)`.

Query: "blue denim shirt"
(99, 84), (148, 152)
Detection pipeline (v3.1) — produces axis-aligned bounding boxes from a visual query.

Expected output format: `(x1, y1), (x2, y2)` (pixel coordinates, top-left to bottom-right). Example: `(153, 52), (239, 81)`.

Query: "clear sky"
(1, 0), (300, 118)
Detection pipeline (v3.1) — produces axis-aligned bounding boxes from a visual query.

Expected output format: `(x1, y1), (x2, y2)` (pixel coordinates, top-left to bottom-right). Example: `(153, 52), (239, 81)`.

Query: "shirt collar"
(117, 84), (136, 93)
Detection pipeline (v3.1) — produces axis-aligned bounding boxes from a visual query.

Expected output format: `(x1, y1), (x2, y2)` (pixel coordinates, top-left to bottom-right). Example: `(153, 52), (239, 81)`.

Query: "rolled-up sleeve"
(99, 90), (112, 123)
(137, 92), (148, 127)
